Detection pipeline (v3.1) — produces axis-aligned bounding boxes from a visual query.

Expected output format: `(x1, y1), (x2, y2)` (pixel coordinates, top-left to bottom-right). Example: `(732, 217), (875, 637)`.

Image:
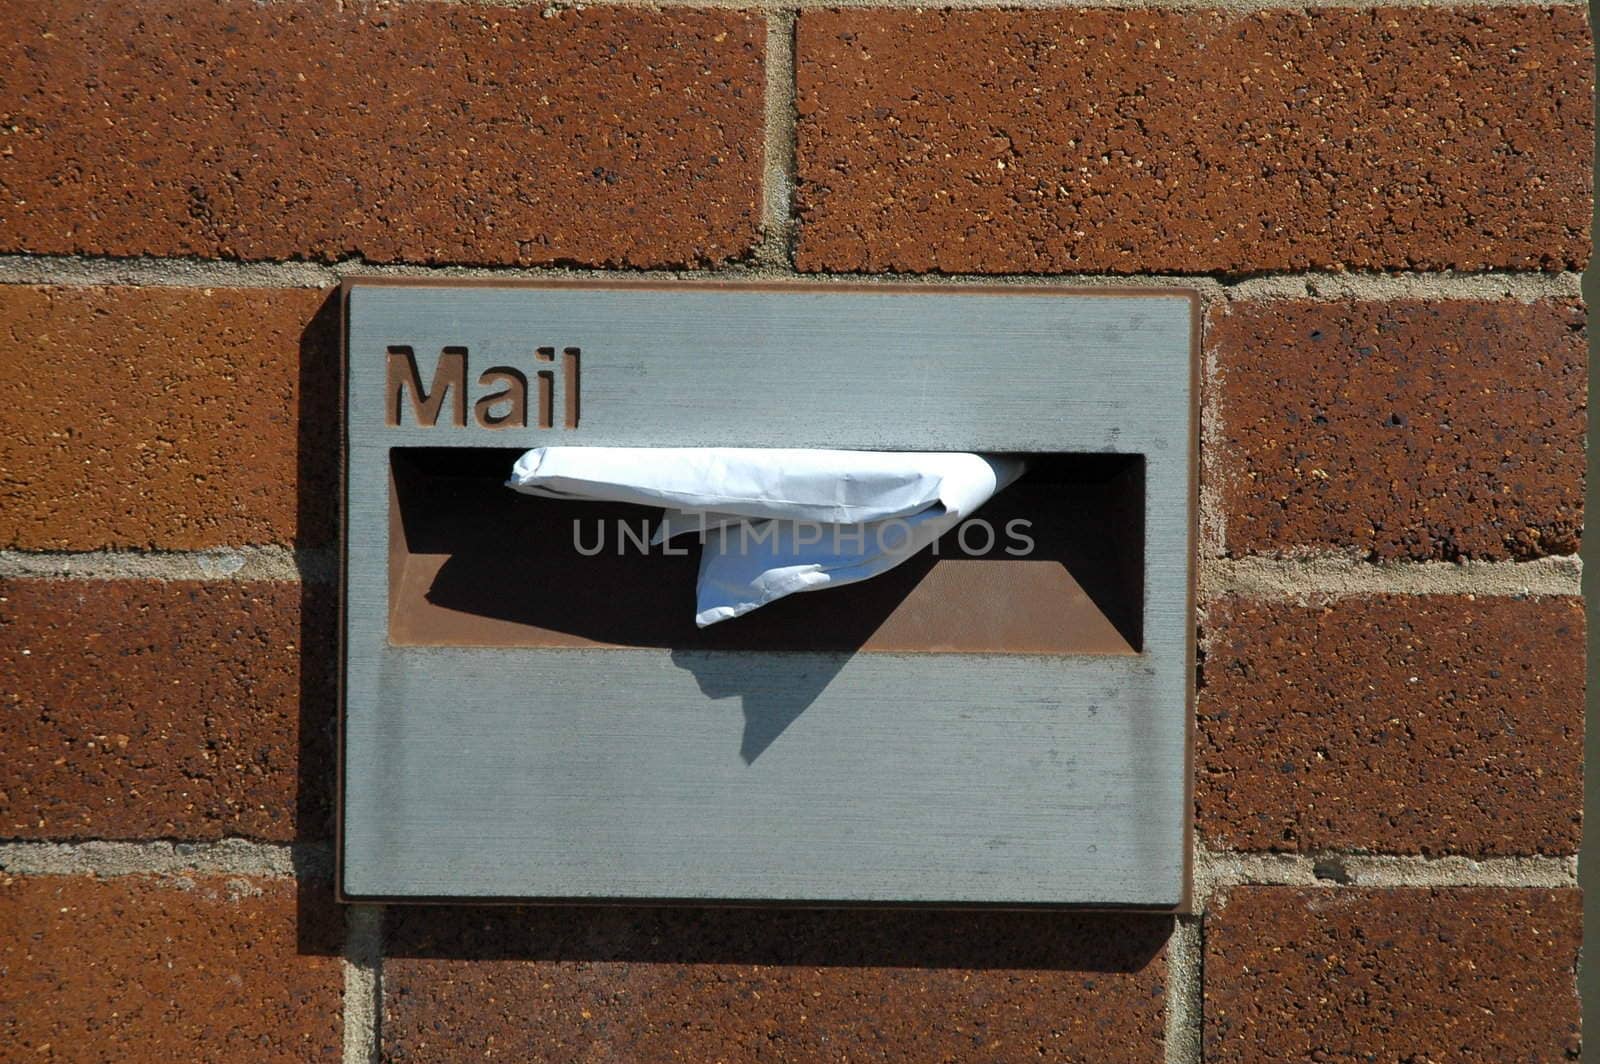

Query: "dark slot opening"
(386, 448), (1144, 654)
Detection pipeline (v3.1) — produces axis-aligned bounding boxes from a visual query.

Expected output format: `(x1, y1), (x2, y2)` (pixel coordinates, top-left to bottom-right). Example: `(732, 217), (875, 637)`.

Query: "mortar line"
(0, 836), (1574, 886)
(1163, 916), (1203, 1064)
(1200, 554), (1583, 600)
(2, 548), (1581, 600)
(343, 906), (384, 1064)
(0, 547), (336, 583)
(1223, 270), (1582, 303)
(0, 255), (1582, 302)
(756, 10), (798, 268)
(0, 254), (1230, 290)
(0, 839), (330, 879)
(1190, 846), (1580, 911)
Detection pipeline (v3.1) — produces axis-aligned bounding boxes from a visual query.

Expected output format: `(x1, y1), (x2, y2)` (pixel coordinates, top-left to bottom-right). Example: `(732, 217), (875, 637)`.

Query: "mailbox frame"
(338, 278), (1199, 911)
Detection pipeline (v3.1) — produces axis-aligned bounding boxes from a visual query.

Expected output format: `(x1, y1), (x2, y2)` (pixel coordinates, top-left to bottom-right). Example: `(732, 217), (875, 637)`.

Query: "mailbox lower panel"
(342, 650), (1184, 906)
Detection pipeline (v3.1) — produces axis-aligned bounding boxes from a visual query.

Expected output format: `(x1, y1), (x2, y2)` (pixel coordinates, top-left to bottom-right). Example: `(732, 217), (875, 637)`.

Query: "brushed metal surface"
(341, 281), (1197, 907)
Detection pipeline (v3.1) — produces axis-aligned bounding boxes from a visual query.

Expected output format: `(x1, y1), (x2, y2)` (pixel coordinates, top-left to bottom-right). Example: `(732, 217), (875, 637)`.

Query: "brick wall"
(0, 0), (1587, 1061)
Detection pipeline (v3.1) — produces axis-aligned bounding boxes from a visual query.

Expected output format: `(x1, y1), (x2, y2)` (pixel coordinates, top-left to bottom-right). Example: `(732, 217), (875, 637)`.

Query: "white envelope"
(508, 447), (1023, 626)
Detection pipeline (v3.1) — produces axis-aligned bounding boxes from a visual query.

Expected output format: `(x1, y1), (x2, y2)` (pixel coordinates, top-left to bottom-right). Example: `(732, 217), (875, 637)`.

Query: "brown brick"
(383, 907), (1170, 1063)
(0, 875), (342, 1061)
(0, 0), (763, 267)
(1205, 888), (1581, 1062)
(0, 286), (337, 550)
(1198, 596), (1584, 856)
(1212, 299), (1586, 560)
(0, 579), (333, 841)
(795, 9), (1591, 274)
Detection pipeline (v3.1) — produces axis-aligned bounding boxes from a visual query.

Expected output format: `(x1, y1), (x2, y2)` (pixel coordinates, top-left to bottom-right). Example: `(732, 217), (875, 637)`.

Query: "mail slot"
(389, 448), (1144, 655)
(341, 281), (1197, 908)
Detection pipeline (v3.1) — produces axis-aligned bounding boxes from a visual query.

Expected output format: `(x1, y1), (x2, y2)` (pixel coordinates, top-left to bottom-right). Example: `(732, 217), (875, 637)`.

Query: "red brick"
(0, 285), (337, 550)
(1211, 299), (1586, 561)
(795, 8), (1591, 274)
(0, 579), (333, 841)
(383, 907), (1170, 1063)
(0, 0), (763, 267)
(0, 875), (341, 1061)
(1205, 888), (1581, 1062)
(1198, 596), (1584, 856)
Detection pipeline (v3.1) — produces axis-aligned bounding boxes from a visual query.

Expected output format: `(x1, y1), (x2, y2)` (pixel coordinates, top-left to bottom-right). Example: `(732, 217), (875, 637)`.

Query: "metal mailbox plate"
(340, 280), (1197, 908)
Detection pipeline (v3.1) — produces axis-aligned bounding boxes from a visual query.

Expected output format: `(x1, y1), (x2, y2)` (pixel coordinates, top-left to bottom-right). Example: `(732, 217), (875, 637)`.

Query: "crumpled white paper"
(507, 447), (1023, 627)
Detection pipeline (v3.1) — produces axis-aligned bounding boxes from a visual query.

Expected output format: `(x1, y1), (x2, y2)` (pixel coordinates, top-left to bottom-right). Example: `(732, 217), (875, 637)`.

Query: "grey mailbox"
(340, 280), (1197, 908)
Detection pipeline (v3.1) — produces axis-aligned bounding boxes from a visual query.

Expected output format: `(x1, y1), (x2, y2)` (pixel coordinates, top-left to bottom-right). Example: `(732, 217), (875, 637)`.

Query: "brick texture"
(0, 285), (337, 550)
(0, 0), (764, 267)
(0, 0), (1589, 1054)
(794, 8), (1592, 275)
(0, 874), (341, 1061)
(1211, 299), (1586, 561)
(383, 907), (1170, 1063)
(0, 579), (332, 841)
(1205, 888), (1582, 1062)
(1198, 596), (1584, 855)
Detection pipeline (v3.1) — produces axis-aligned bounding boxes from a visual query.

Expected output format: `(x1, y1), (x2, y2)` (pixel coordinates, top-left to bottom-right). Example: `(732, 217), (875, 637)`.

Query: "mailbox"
(340, 280), (1197, 908)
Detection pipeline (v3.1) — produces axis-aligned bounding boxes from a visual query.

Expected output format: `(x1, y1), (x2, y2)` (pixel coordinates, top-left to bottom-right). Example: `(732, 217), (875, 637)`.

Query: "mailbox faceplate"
(341, 281), (1197, 908)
